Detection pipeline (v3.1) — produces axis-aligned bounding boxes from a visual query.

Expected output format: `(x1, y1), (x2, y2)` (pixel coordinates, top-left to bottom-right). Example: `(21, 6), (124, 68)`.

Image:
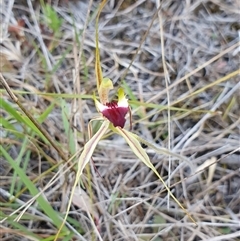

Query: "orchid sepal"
(99, 78), (114, 104)
(113, 126), (197, 225)
(54, 119), (110, 240)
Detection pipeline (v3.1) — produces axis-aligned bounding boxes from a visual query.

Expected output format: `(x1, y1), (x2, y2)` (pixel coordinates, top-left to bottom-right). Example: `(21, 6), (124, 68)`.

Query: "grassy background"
(1, 0), (240, 240)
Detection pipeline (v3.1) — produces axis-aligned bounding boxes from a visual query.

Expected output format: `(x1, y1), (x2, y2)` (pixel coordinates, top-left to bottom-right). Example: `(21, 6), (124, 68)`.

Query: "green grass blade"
(0, 146), (69, 232)
(61, 98), (75, 155)
(0, 211), (42, 240)
(38, 100), (56, 124)
(1, 97), (49, 143)
(1, 97), (26, 123)
(10, 137), (30, 195)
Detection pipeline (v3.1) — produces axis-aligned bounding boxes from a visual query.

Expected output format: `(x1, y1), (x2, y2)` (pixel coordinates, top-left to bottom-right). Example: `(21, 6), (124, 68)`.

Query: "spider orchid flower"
(56, 2), (196, 236)
(94, 83), (129, 129)
(75, 79), (196, 225)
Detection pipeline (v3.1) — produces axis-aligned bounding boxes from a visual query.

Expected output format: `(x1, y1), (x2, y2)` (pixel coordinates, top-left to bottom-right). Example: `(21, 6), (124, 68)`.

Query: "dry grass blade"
(1, 0), (239, 240)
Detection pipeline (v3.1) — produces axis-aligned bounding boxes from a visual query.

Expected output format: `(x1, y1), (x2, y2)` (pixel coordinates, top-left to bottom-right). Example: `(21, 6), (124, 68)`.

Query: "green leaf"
(1, 97), (25, 123)
(10, 137), (30, 195)
(61, 98), (75, 155)
(0, 116), (17, 135)
(219, 227), (231, 234)
(38, 100), (55, 124)
(42, 3), (62, 33)
(0, 97), (48, 143)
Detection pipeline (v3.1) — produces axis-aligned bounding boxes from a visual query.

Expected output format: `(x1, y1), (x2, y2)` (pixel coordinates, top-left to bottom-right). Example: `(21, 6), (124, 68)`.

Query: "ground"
(0, 0), (240, 241)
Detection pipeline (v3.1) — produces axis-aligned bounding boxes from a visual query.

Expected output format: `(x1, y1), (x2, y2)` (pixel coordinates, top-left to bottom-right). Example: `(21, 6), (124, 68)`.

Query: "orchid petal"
(117, 87), (128, 108)
(114, 127), (196, 225)
(93, 94), (105, 113)
(101, 101), (128, 128)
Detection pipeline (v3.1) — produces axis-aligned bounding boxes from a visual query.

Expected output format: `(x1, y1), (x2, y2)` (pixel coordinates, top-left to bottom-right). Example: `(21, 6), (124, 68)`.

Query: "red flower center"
(101, 101), (128, 128)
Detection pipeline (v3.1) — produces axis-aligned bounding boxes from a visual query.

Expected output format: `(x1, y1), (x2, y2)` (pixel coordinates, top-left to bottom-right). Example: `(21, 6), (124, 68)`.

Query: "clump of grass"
(1, 0), (240, 241)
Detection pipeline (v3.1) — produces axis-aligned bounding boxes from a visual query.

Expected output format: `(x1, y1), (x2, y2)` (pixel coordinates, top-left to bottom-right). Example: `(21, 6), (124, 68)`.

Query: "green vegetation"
(1, 0), (239, 240)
